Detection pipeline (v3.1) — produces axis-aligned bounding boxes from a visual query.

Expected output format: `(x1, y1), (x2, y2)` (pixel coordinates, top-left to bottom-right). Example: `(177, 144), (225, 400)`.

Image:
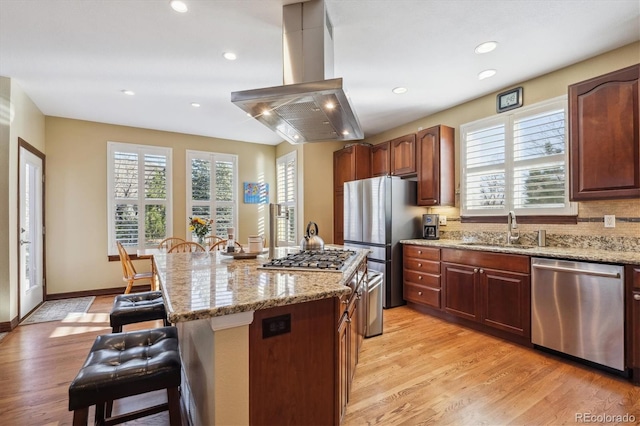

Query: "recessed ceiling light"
(223, 52), (237, 61)
(475, 41), (498, 54)
(293, 134), (300, 140)
(392, 87), (408, 94)
(262, 110), (271, 116)
(191, 102), (201, 108)
(342, 130), (350, 136)
(170, 0), (188, 13)
(478, 69), (497, 80)
(121, 89), (135, 96)
(325, 102), (335, 110)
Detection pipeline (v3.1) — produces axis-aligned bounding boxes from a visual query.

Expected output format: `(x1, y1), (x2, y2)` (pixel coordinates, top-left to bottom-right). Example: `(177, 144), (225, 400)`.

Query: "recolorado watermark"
(576, 413), (636, 423)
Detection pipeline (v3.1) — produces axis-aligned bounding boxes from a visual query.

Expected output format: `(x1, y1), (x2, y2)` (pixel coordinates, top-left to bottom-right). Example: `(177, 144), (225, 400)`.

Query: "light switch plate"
(604, 215), (615, 228)
(439, 215), (447, 226)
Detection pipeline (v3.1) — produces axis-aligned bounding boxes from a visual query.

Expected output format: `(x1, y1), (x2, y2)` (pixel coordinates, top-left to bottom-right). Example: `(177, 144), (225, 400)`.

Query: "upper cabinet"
(333, 144), (371, 244)
(416, 125), (455, 206)
(333, 144), (371, 192)
(569, 64), (640, 200)
(390, 134), (417, 177)
(371, 141), (390, 177)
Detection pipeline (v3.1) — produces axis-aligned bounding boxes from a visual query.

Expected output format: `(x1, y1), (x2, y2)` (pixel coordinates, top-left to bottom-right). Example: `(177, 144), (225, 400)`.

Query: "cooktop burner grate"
(259, 249), (357, 272)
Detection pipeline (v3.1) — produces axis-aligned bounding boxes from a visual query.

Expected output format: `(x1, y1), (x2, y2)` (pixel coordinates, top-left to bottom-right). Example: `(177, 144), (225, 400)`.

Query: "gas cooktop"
(258, 249), (357, 273)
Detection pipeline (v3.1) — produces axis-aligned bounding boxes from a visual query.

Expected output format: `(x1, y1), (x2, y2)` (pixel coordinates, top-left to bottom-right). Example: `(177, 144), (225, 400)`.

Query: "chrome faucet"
(507, 210), (520, 245)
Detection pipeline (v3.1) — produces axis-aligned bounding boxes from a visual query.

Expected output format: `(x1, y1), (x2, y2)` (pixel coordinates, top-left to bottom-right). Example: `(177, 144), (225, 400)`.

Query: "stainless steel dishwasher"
(531, 257), (625, 371)
(365, 271), (383, 337)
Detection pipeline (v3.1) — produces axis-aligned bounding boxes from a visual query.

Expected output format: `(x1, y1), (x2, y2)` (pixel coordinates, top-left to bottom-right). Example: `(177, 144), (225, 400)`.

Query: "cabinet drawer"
(404, 269), (440, 288)
(404, 245), (440, 261)
(404, 282), (440, 308)
(404, 258), (440, 274)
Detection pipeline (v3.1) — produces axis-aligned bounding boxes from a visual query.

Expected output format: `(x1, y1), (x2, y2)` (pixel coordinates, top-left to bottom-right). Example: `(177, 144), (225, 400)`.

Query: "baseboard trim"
(0, 316), (19, 333)
(46, 285), (152, 301)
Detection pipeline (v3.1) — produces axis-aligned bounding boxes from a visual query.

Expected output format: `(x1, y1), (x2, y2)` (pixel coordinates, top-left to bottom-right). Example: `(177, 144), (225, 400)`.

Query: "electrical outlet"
(604, 215), (616, 228)
(439, 215), (447, 226)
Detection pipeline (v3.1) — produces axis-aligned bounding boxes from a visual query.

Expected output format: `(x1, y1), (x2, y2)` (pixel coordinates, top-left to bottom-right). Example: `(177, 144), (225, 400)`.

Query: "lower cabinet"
(337, 262), (366, 423)
(441, 261), (530, 337)
(631, 266), (640, 385)
(402, 245), (531, 343)
(403, 245), (441, 308)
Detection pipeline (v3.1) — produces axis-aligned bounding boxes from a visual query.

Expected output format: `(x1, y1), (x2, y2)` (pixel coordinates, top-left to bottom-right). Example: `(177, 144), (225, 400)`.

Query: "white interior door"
(19, 147), (44, 318)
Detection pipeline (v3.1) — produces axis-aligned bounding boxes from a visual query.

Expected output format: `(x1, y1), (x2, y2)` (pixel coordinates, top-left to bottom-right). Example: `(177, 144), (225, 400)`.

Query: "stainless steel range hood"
(231, 0), (363, 144)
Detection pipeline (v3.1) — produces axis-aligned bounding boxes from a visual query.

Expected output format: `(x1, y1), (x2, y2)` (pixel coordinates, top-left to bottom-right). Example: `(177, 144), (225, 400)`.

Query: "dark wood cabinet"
(371, 141), (390, 176)
(631, 266), (640, 385)
(403, 245), (441, 308)
(569, 64), (640, 200)
(390, 134), (417, 177)
(336, 262), (367, 423)
(333, 144), (371, 244)
(416, 125), (455, 206)
(441, 249), (531, 339)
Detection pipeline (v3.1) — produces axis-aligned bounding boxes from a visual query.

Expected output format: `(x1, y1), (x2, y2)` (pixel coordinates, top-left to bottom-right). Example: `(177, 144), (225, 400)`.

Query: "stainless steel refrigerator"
(343, 176), (423, 308)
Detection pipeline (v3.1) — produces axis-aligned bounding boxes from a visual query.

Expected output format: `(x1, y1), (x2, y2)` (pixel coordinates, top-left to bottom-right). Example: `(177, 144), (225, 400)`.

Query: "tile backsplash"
(428, 198), (640, 252)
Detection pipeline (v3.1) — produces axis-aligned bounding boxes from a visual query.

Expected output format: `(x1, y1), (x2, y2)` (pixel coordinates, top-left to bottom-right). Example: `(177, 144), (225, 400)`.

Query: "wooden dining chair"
(158, 237), (186, 251)
(168, 242), (206, 253)
(204, 235), (224, 247)
(209, 240), (244, 252)
(116, 241), (155, 294)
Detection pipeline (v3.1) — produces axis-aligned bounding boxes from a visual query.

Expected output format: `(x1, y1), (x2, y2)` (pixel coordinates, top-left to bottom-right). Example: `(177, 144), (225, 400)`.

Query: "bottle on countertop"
(227, 227), (236, 253)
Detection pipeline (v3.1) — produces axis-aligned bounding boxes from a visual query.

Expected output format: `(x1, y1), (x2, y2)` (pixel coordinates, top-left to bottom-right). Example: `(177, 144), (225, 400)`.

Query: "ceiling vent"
(231, 0), (363, 144)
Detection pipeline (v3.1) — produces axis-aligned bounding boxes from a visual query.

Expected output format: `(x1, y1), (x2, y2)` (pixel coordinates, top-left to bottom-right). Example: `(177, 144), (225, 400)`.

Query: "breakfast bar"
(153, 246), (368, 425)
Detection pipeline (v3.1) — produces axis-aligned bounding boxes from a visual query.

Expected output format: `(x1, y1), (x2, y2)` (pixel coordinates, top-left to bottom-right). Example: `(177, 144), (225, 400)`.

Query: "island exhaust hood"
(231, 0), (363, 144)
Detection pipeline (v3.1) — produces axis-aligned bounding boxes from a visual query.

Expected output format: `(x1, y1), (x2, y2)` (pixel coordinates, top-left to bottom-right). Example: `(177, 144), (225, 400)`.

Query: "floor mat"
(20, 296), (95, 325)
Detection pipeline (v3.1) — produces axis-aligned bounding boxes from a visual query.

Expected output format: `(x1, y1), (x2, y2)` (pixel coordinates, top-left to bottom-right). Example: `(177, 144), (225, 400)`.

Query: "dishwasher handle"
(532, 263), (620, 279)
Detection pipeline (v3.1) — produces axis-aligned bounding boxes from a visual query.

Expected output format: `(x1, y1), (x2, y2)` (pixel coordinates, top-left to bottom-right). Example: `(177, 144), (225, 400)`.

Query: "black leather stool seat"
(110, 291), (169, 333)
(68, 327), (181, 425)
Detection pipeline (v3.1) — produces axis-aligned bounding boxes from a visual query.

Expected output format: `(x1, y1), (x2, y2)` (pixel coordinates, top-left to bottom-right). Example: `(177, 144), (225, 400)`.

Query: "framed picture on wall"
(243, 182), (269, 204)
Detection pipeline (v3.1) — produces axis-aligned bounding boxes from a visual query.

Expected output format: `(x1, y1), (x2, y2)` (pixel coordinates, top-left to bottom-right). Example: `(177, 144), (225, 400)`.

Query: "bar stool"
(110, 291), (169, 333)
(68, 326), (182, 425)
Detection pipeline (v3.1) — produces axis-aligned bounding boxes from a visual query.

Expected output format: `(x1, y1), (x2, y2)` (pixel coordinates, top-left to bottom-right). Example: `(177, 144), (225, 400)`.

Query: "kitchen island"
(153, 246), (368, 425)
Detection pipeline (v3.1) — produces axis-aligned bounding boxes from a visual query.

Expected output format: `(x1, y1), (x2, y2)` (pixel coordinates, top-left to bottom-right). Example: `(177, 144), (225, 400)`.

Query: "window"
(460, 96), (576, 217)
(107, 142), (172, 254)
(187, 150), (238, 239)
(276, 151), (297, 246)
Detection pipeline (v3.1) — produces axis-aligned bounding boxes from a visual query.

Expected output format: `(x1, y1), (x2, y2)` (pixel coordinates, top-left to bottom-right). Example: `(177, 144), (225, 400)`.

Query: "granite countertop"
(400, 238), (640, 266)
(154, 246), (367, 323)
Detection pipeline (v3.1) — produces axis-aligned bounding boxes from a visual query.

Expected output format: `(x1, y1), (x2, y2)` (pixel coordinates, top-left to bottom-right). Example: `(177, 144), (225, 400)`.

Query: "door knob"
(634, 293), (640, 301)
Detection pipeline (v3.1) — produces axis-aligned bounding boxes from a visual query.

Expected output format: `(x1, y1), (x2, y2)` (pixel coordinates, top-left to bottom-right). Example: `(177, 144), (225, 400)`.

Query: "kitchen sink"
(459, 242), (535, 249)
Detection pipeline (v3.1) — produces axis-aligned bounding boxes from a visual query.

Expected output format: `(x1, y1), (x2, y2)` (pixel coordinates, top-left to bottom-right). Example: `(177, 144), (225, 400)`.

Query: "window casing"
(107, 142), (172, 255)
(460, 96), (577, 217)
(186, 150), (238, 240)
(276, 151), (297, 246)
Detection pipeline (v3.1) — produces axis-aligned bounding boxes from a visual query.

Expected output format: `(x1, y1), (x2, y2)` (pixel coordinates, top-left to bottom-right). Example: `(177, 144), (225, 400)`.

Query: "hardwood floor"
(344, 306), (640, 425)
(0, 296), (638, 425)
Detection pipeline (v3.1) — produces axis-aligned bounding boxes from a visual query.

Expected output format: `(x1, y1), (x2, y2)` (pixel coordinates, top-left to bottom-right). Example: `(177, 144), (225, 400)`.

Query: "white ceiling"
(1, 0), (638, 146)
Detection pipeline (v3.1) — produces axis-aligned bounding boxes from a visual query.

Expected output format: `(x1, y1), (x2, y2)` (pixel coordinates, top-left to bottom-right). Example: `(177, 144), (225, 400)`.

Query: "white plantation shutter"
(108, 142), (172, 255)
(276, 151), (297, 246)
(461, 96), (576, 216)
(186, 151), (238, 239)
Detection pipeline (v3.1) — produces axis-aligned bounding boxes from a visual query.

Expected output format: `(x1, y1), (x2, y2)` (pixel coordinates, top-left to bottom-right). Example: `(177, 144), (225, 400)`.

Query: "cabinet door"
(442, 262), (479, 321)
(371, 141), (390, 177)
(480, 268), (531, 338)
(632, 268), (640, 385)
(569, 64), (640, 200)
(416, 126), (455, 206)
(390, 134), (416, 176)
(337, 314), (348, 423)
(347, 297), (358, 387)
(334, 147), (356, 191)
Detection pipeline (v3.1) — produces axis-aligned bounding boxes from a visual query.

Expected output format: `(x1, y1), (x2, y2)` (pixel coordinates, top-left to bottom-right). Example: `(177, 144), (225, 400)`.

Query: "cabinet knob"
(418, 276), (422, 280)
(479, 269), (484, 274)
(418, 250), (422, 254)
(418, 263), (422, 267)
(346, 317), (352, 323)
(341, 300), (348, 305)
(634, 293), (640, 301)
(418, 291), (423, 296)
(473, 268), (479, 273)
